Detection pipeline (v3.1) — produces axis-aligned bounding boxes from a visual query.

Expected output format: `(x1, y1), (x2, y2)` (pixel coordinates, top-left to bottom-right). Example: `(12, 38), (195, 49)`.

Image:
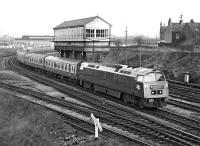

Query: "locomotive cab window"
(144, 72), (165, 82)
(137, 75), (144, 82)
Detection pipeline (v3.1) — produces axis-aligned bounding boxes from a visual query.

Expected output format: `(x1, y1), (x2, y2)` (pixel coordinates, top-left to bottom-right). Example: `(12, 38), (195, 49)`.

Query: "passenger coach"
(44, 56), (82, 80)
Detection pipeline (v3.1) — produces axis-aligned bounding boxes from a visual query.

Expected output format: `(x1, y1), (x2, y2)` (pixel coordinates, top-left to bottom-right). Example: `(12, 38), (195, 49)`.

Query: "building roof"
(160, 20), (185, 33)
(54, 16), (111, 30)
(172, 23), (185, 31)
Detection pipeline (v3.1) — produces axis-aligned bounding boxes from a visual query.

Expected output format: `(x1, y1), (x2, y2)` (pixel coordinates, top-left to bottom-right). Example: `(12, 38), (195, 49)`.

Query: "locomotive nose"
(144, 82), (168, 98)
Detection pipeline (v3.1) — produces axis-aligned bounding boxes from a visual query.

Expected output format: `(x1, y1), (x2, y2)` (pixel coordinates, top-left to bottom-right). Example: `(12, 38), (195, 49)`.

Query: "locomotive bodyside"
(78, 62), (168, 108)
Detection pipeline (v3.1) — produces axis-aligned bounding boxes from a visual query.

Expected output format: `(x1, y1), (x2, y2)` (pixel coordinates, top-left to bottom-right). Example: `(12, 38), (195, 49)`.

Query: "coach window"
(54, 62), (57, 68)
(71, 66), (74, 73)
(68, 64), (71, 72)
(57, 63), (60, 70)
(65, 64), (68, 71)
(61, 64), (64, 70)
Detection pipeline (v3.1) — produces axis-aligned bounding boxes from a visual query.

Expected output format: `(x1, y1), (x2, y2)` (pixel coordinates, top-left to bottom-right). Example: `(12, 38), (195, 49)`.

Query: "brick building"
(160, 18), (200, 46)
(160, 18), (185, 45)
(181, 20), (200, 46)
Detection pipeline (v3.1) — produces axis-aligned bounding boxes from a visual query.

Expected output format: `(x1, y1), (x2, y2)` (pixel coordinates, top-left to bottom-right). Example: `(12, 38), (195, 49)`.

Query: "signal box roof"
(54, 16), (111, 29)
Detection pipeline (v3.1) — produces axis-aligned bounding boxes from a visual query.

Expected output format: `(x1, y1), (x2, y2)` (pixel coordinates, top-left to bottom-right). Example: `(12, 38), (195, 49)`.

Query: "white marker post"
(184, 72), (189, 83)
(91, 113), (103, 139)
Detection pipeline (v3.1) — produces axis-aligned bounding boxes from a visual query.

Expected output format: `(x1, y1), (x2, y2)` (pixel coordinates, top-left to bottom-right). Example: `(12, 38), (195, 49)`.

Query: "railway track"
(143, 108), (200, 136)
(4, 57), (200, 145)
(169, 83), (200, 103)
(167, 80), (200, 112)
(1, 81), (200, 146)
(168, 95), (200, 112)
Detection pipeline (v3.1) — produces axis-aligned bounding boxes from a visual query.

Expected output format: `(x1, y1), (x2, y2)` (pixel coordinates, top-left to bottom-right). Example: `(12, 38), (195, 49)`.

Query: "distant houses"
(160, 18), (200, 47)
(14, 35), (54, 50)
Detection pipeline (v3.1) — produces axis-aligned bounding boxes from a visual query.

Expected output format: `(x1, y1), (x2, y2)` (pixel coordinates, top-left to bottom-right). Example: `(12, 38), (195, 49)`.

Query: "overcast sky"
(1, 0), (200, 38)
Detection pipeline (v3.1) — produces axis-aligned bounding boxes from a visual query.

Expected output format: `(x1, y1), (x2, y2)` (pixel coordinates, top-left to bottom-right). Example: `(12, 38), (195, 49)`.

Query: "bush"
(0, 91), (55, 146)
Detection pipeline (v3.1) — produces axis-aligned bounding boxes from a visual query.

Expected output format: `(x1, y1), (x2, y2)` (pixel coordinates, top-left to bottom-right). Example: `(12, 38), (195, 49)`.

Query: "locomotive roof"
(81, 62), (161, 77)
(45, 56), (82, 64)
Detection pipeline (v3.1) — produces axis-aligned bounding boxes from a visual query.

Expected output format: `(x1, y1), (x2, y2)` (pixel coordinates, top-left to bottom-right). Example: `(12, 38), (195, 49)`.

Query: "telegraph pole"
(125, 26), (128, 64)
(125, 26), (128, 47)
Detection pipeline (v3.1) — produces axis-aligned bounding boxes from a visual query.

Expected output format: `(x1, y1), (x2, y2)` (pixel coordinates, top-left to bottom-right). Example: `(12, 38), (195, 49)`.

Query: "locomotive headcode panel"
(136, 71), (168, 107)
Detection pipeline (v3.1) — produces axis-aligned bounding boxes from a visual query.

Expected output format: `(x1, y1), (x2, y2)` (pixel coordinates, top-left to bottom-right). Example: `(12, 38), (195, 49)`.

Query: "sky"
(1, 0), (200, 38)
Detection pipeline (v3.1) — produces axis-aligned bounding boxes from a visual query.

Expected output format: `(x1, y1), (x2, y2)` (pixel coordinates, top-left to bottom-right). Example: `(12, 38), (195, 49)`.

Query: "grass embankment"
(0, 90), (58, 146)
(0, 48), (17, 57)
(0, 89), (127, 146)
(0, 70), (126, 146)
(105, 47), (200, 84)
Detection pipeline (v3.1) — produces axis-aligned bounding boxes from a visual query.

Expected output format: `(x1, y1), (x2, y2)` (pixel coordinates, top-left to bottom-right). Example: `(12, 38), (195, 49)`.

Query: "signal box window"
(86, 29), (94, 38)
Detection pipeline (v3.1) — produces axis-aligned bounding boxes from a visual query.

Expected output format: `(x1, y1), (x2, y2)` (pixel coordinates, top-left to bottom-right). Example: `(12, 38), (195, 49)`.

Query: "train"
(16, 50), (169, 108)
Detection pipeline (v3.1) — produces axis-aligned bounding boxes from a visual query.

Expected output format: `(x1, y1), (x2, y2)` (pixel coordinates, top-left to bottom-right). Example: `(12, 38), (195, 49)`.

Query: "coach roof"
(53, 16), (112, 29)
(45, 56), (81, 64)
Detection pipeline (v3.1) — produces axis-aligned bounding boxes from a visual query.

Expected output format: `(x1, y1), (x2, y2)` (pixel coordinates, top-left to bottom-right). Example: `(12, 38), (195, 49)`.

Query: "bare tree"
(114, 38), (123, 47)
(134, 35), (145, 45)
(112, 38), (123, 56)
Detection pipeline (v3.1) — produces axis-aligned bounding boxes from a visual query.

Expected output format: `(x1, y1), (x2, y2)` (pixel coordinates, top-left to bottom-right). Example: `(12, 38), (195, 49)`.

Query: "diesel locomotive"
(16, 51), (169, 108)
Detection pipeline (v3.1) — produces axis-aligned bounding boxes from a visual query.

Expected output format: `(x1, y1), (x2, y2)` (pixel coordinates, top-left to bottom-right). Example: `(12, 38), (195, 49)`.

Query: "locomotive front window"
(156, 73), (165, 81)
(144, 72), (165, 82)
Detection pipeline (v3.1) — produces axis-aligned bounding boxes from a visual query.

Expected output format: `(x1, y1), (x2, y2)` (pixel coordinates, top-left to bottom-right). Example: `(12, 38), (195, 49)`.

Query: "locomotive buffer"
(91, 113), (103, 139)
